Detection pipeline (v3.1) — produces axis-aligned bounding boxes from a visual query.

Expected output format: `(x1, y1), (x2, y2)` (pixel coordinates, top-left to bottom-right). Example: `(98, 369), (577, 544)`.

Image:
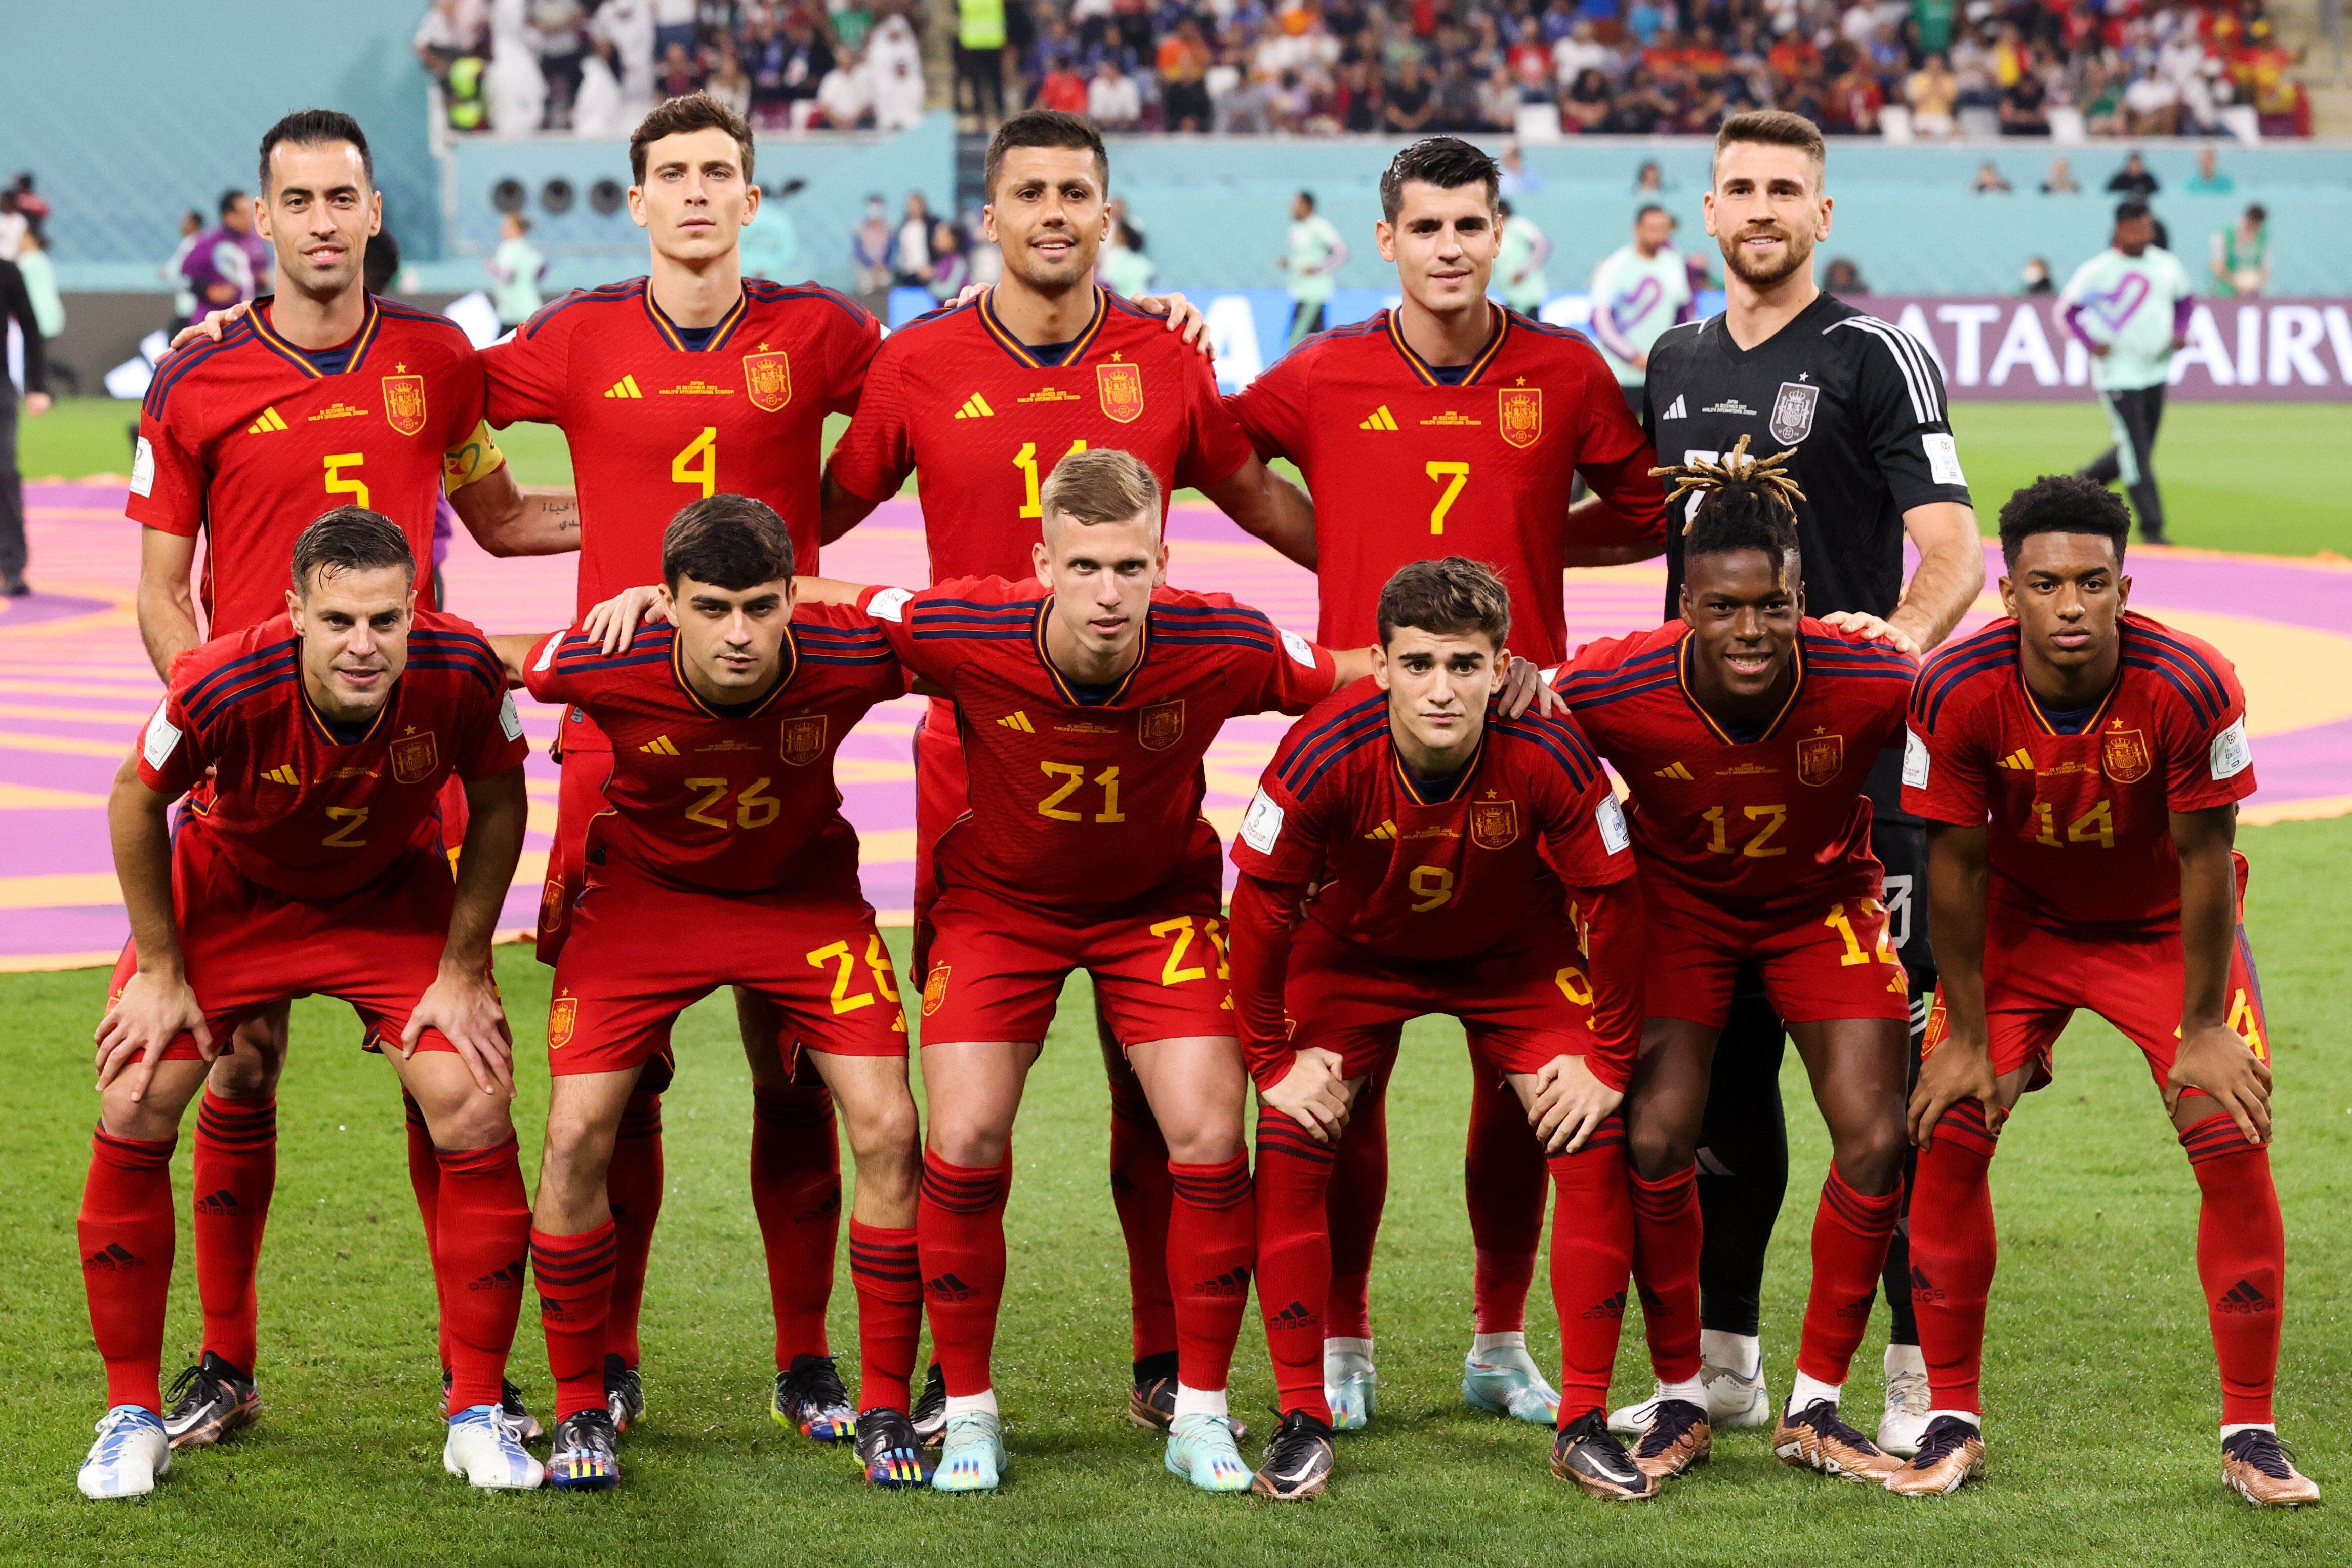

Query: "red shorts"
(919, 879), (1233, 1048)
(547, 859), (909, 1078)
(1645, 883), (1911, 1030)
(910, 699), (966, 973)
(1923, 863), (2268, 1094)
(1285, 917), (1624, 1086)
(109, 825), (464, 1061)
(535, 738), (612, 965)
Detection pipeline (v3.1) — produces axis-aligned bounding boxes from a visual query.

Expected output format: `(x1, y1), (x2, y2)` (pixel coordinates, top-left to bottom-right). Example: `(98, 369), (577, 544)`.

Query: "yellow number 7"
(1425, 461), (1468, 535)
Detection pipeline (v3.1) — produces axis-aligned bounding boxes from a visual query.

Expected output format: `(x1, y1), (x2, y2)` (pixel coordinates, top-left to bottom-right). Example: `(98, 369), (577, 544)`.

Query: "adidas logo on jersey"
(639, 735), (680, 755)
(262, 764), (301, 786)
(1364, 819), (1398, 840)
(997, 711), (1034, 732)
(1996, 748), (2035, 770)
(246, 407), (288, 434)
(954, 393), (996, 419)
(604, 375), (644, 399)
(1359, 405), (1399, 431)
(1654, 761), (1694, 780)
(1659, 395), (1687, 420)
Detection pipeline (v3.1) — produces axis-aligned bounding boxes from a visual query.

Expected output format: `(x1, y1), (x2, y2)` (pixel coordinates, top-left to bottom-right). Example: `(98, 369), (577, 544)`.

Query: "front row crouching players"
(1231, 558), (1653, 1501)
(1891, 477), (2317, 1506)
(79, 509), (537, 1499)
(1553, 448), (1920, 1488)
(485, 497), (930, 1492)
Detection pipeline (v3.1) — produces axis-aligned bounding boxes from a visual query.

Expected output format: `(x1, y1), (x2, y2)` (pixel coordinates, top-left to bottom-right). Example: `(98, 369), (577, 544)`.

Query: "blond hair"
(1039, 447), (1163, 539)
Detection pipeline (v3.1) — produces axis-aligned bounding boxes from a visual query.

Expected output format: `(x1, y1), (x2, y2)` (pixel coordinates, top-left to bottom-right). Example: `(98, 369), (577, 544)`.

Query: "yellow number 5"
(673, 427), (717, 498)
(1425, 461), (1468, 535)
(323, 452), (370, 509)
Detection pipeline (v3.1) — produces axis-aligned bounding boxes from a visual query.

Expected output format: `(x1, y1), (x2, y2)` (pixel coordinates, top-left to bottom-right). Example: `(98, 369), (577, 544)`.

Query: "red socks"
(917, 1149), (1012, 1397)
(1629, 1164), (1703, 1384)
(1252, 1105), (1336, 1423)
(1796, 1163), (1904, 1386)
(1323, 1086), (1386, 1342)
(1548, 1120), (1634, 1425)
(750, 1083), (842, 1370)
(2181, 1111), (2285, 1426)
(433, 1138), (531, 1413)
(1908, 1100), (1999, 1413)
(1107, 1068), (1179, 1366)
(191, 1093), (275, 1375)
(402, 1093), (452, 1372)
(848, 1220), (922, 1413)
(603, 1091), (665, 1370)
(1169, 1155), (1253, 1394)
(531, 1219), (618, 1423)
(1464, 1060), (1546, 1336)
(79, 1127), (177, 1413)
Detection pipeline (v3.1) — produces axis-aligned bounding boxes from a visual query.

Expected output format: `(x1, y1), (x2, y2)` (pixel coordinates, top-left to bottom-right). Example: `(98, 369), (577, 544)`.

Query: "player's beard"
(1719, 223), (1812, 292)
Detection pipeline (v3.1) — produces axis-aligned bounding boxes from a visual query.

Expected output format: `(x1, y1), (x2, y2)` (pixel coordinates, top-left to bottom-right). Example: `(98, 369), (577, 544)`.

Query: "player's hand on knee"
(1264, 1047), (1349, 1142)
(1814, 610), (1920, 656)
(2166, 1025), (2272, 1145)
(169, 302), (250, 351)
(1132, 291), (1209, 351)
(583, 584), (672, 654)
(1495, 652), (1567, 720)
(1908, 1036), (1999, 1149)
(1528, 1054), (1622, 1153)
(94, 972), (213, 1100)
(404, 969), (516, 1097)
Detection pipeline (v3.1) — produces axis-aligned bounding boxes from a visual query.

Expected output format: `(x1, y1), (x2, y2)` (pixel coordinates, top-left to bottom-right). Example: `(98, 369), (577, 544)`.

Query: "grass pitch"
(4, 815), (2346, 1565)
(20, 398), (2352, 560)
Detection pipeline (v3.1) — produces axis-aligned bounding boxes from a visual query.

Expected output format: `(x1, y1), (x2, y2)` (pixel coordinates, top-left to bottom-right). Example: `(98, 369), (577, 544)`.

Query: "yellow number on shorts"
(1424, 460), (1469, 535)
(1201, 916), (1231, 980)
(1016, 438), (1089, 520)
(321, 805), (369, 847)
(683, 777), (731, 829)
(1037, 760), (1124, 823)
(806, 940), (878, 1014)
(864, 933), (907, 1032)
(1409, 864), (1455, 912)
(1151, 915), (1210, 986)
(323, 452), (370, 510)
(1822, 898), (1902, 971)
(1702, 803), (1789, 858)
(673, 427), (718, 499)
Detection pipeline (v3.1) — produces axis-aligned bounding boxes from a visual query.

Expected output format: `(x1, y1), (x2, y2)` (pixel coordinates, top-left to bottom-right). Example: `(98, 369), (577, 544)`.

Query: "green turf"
(21, 397), (2352, 561)
(4, 816), (2345, 1564)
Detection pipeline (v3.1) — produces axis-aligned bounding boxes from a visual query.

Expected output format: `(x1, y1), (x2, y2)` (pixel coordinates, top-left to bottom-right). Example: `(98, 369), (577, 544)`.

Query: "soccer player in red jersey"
(1229, 558), (1648, 1500)
(131, 110), (572, 1454)
(805, 448), (1356, 1493)
(1223, 136), (1671, 1434)
(1550, 452), (1919, 1488)
(482, 95), (886, 1441)
(1889, 477), (2316, 1506)
(75, 510), (534, 1501)
(481, 497), (932, 1491)
(822, 109), (1319, 1430)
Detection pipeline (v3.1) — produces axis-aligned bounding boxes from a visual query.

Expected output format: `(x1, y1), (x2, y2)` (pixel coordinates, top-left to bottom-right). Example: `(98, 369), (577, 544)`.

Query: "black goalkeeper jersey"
(1642, 290), (1972, 620)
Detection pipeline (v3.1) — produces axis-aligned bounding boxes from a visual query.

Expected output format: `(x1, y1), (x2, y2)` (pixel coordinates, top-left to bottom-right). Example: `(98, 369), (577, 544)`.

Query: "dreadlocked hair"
(1653, 433), (1804, 565)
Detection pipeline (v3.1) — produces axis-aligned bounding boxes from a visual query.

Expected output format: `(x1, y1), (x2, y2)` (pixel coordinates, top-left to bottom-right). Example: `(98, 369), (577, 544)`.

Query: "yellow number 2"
(1424, 461), (1469, 535)
(323, 452), (370, 510)
(673, 426), (718, 499)
(321, 805), (369, 848)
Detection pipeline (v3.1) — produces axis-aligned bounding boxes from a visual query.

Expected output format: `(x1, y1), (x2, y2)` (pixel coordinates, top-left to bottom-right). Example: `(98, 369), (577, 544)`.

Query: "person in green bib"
(1495, 197), (1550, 317)
(1585, 203), (1695, 416)
(2058, 200), (2193, 545)
(2209, 203), (2269, 298)
(1277, 189), (1349, 347)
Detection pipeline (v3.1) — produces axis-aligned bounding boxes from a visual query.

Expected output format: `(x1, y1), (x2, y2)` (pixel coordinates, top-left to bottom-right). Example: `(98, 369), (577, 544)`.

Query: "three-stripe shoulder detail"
(1826, 314), (1947, 426)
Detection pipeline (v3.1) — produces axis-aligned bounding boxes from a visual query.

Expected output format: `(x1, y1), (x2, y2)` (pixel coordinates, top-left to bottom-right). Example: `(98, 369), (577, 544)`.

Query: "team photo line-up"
(68, 90), (2310, 1510)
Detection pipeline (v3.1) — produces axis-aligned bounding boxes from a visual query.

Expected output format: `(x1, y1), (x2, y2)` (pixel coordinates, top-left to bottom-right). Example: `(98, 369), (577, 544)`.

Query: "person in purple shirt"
(180, 189), (273, 312)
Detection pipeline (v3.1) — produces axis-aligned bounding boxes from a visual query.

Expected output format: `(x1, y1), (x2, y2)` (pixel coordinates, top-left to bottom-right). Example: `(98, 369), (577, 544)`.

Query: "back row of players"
(72, 99), (2310, 1508)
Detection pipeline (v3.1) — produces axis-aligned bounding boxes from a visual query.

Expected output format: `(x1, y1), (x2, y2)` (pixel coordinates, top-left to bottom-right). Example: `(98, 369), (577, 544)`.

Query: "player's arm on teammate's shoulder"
(135, 527), (203, 680)
(1200, 454), (1317, 570)
(1910, 820), (2000, 1147)
(2165, 804), (2270, 1144)
(168, 300), (250, 349)
(447, 460), (583, 558)
(1560, 374), (1672, 568)
(1889, 501), (1984, 653)
(96, 747), (212, 1096)
(402, 762), (528, 1097)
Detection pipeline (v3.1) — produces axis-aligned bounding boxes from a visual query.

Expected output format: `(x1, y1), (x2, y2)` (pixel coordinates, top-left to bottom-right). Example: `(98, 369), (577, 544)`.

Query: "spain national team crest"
(922, 964), (951, 1017)
(1097, 359), (1145, 424)
(1497, 385), (1543, 448)
(1797, 732), (1845, 787)
(1769, 380), (1820, 444)
(779, 713), (828, 767)
(1470, 794), (1520, 849)
(381, 373), (428, 437)
(742, 349), (792, 412)
(547, 995), (577, 1050)
(2102, 725), (2153, 783)
(539, 875), (566, 934)
(1137, 698), (1185, 752)
(390, 728), (438, 784)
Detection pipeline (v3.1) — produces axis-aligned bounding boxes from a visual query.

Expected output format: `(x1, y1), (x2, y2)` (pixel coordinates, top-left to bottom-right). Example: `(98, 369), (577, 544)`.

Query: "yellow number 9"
(1409, 864), (1455, 912)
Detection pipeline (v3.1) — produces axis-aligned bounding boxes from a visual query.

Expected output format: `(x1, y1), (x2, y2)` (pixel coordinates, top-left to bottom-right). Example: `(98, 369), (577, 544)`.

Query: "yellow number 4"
(673, 426), (718, 499)
(1425, 461), (1468, 535)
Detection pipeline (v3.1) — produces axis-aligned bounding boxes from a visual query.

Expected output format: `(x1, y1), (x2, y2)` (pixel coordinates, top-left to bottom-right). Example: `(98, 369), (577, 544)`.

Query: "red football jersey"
(1555, 620), (1916, 910)
(130, 296), (492, 637)
(856, 575), (1337, 911)
(1231, 680), (1634, 960)
(136, 610), (527, 898)
(1225, 307), (1668, 665)
(826, 286), (1256, 582)
(483, 277), (879, 610)
(519, 606), (904, 894)
(1903, 612), (2254, 931)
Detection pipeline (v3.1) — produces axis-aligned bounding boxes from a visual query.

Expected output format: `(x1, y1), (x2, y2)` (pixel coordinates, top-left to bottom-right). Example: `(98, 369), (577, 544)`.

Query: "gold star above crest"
(758, 341), (770, 351)
(395, 362), (407, 373)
